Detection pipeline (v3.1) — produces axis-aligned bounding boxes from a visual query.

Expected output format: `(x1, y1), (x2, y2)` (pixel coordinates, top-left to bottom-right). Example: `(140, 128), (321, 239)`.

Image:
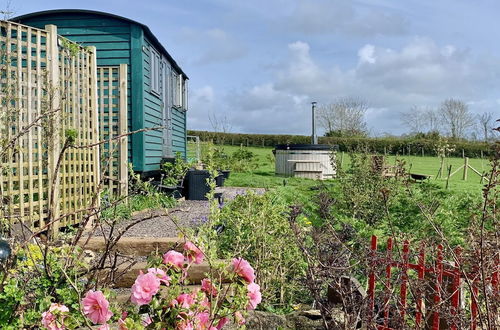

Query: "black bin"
(184, 170), (211, 200)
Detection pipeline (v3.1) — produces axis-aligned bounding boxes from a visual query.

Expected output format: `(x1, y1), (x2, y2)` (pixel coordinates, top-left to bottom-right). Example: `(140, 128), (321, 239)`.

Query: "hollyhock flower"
(98, 325), (110, 330)
(82, 290), (113, 324)
(176, 293), (195, 308)
(232, 258), (255, 283)
(234, 311), (246, 325)
(184, 241), (204, 264)
(247, 282), (262, 310)
(201, 278), (218, 297)
(216, 317), (229, 329)
(41, 303), (69, 330)
(131, 271), (161, 306)
(148, 267), (171, 285)
(163, 250), (185, 269)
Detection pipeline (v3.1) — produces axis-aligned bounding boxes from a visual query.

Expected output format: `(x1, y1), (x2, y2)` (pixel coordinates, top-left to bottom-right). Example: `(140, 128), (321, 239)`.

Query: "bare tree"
(477, 112), (494, 142)
(208, 112), (232, 134)
(317, 97), (368, 137)
(400, 106), (427, 133)
(439, 98), (474, 139)
(425, 107), (441, 133)
(208, 112), (232, 144)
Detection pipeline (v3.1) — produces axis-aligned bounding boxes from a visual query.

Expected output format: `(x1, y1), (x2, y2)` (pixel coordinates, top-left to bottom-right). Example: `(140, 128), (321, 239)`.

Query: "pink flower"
(98, 325), (110, 330)
(196, 311), (210, 328)
(41, 303), (69, 330)
(131, 271), (161, 306)
(216, 317), (229, 329)
(247, 282), (262, 310)
(199, 295), (211, 309)
(184, 241), (204, 264)
(82, 290), (113, 325)
(201, 278), (218, 297)
(234, 311), (246, 325)
(176, 293), (195, 308)
(148, 267), (171, 285)
(232, 258), (255, 283)
(163, 250), (185, 269)
(118, 312), (128, 330)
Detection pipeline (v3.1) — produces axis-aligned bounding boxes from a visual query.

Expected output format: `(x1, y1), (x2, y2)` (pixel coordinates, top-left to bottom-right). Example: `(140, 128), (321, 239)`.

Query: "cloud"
(188, 85), (216, 130)
(287, 0), (409, 37)
(177, 28), (247, 65)
(216, 38), (500, 135)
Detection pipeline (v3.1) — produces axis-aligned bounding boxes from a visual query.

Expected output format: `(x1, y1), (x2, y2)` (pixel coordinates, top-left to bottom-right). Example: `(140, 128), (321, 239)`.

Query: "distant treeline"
(188, 130), (495, 158)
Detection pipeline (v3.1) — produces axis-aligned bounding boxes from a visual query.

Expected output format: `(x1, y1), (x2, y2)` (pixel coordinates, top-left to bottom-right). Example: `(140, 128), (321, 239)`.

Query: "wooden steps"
(79, 237), (228, 296)
(77, 237), (184, 257)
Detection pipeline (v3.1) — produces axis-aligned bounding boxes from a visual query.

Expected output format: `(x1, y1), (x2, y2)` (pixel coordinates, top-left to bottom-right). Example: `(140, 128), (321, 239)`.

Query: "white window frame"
(150, 47), (161, 95)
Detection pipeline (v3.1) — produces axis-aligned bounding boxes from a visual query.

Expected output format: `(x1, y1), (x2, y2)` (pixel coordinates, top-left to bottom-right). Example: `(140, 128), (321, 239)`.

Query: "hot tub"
(274, 144), (337, 180)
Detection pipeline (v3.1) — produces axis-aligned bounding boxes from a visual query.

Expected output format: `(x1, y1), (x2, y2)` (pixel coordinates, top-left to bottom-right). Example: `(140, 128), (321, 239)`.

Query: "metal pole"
(311, 101), (317, 144)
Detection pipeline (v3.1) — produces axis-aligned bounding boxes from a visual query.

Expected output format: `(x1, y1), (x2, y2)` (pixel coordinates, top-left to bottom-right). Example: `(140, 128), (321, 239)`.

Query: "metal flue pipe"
(311, 101), (318, 144)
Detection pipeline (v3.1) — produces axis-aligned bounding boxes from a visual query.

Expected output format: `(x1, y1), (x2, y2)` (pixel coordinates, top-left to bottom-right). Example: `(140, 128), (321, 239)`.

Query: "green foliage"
(162, 152), (191, 186)
(201, 144), (258, 172)
(189, 130), (493, 158)
(0, 244), (90, 328)
(64, 129), (78, 145)
(325, 152), (483, 244)
(102, 165), (176, 221)
(211, 191), (308, 309)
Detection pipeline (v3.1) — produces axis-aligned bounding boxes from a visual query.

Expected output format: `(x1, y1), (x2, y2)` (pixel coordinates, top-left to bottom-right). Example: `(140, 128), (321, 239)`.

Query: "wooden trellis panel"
(97, 64), (128, 197)
(0, 21), (100, 233)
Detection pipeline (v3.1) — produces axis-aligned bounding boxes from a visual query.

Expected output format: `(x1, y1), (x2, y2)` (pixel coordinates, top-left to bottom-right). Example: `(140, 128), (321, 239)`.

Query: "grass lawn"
(210, 145), (490, 193)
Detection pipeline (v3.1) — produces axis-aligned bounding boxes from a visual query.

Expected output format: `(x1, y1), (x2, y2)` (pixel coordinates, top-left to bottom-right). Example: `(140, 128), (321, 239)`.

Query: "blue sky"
(7, 0), (500, 135)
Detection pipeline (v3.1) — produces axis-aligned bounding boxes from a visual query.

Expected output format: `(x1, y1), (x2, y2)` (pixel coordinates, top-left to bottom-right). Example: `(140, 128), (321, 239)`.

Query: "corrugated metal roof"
(11, 9), (188, 79)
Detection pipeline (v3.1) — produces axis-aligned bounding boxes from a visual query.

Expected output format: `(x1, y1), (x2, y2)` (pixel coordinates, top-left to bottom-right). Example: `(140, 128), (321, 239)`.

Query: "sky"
(6, 0), (500, 136)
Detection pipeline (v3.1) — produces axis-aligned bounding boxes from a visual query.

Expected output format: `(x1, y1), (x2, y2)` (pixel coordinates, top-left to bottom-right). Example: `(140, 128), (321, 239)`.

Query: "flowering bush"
(41, 241), (260, 329)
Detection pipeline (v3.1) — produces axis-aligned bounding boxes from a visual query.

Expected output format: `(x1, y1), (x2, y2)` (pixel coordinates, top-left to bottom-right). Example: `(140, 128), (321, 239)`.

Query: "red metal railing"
(367, 235), (499, 330)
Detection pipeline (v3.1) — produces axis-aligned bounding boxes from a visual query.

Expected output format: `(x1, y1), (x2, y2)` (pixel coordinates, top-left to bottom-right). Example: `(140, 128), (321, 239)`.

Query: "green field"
(213, 145), (490, 193)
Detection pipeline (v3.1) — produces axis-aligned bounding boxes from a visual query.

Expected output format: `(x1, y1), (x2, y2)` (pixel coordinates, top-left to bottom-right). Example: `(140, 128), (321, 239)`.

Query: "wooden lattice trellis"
(97, 65), (128, 197)
(0, 21), (100, 233)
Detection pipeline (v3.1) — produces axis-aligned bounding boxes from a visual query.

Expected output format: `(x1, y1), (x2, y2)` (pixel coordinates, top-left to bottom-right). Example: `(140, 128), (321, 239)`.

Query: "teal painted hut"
(13, 9), (188, 176)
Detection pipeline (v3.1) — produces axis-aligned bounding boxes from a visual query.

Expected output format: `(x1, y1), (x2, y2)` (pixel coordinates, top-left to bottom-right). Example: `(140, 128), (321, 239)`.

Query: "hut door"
(161, 59), (173, 158)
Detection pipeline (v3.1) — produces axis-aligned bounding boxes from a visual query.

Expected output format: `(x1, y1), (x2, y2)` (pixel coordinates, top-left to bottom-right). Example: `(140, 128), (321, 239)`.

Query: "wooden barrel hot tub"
(274, 144), (337, 180)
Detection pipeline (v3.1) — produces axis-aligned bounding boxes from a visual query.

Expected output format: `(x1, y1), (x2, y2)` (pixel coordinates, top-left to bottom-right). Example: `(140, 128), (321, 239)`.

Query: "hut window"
(172, 72), (181, 108)
(150, 48), (161, 95)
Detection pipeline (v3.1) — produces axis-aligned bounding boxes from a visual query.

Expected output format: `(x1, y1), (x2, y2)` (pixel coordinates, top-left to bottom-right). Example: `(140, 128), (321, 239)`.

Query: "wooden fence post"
(119, 64), (128, 197)
(446, 165), (452, 190)
(463, 157), (468, 181)
(45, 24), (61, 233)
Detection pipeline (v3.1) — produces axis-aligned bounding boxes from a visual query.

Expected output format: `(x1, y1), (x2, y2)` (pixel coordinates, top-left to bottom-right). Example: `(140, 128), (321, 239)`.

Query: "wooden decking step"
(77, 237), (184, 257)
(113, 261), (229, 288)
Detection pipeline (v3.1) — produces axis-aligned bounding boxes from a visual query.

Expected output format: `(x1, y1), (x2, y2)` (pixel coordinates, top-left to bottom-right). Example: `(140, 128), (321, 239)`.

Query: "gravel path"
(92, 187), (265, 238)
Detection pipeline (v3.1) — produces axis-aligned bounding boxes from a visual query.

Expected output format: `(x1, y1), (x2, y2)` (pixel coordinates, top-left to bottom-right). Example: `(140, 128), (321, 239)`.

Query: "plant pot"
(215, 174), (225, 187)
(221, 170), (231, 179)
(185, 170), (211, 200)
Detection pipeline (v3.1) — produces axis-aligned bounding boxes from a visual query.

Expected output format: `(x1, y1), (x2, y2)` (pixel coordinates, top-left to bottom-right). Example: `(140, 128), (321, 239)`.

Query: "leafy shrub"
(162, 152), (192, 186)
(39, 242), (259, 329)
(0, 244), (92, 328)
(210, 191), (307, 310)
(201, 144), (258, 172)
